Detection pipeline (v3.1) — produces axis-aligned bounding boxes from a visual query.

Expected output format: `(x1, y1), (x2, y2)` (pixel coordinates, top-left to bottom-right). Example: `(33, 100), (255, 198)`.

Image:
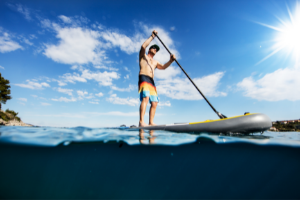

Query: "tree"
(0, 73), (12, 110)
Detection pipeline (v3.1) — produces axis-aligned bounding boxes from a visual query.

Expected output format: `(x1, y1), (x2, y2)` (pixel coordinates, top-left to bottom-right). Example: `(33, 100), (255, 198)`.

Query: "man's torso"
(139, 54), (158, 79)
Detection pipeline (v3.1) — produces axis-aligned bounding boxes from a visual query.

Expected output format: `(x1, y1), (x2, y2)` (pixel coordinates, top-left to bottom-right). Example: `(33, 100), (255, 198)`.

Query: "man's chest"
(143, 56), (157, 68)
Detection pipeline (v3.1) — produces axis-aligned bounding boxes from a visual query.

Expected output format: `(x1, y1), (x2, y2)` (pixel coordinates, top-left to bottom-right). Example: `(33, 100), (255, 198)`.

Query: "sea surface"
(1, 126), (300, 199)
(0, 126), (300, 147)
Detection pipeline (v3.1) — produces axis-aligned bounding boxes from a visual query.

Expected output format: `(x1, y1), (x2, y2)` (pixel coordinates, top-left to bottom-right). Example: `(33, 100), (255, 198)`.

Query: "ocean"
(1, 126), (300, 199)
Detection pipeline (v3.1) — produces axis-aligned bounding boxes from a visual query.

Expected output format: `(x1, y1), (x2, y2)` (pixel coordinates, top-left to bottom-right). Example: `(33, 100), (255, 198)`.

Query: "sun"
(257, 3), (300, 67)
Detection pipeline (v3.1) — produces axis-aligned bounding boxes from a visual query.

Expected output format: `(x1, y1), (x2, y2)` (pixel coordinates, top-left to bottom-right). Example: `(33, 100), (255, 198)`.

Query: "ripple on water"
(0, 126), (300, 147)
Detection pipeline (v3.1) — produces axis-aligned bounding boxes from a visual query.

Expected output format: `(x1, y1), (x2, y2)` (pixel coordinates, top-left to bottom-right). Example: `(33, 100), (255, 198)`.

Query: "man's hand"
(170, 54), (176, 62)
(152, 30), (158, 37)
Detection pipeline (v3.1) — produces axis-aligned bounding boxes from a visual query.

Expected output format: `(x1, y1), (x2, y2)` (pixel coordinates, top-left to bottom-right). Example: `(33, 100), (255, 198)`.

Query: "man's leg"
(149, 101), (158, 126)
(139, 97), (149, 127)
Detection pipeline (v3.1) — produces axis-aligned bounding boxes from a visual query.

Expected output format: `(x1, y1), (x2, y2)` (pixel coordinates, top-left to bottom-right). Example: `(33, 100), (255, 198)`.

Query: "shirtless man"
(138, 30), (176, 127)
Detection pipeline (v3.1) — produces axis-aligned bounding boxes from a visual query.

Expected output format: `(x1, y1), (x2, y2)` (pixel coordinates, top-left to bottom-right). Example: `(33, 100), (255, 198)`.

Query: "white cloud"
(85, 94), (94, 99)
(100, 30), (145, 54)
(95, 92), (103, 97)
(19, 35), (34, 46)
(7, 3), (31, 21)
(57, 15), (90, 26)
(158, 101), (171, 107)
(41, 102), (51, 106)
(44, 27), (105, 65)
(58, 15), (72, 24)
(0, 31), (22, 53)
(56, 87), (73, 96)
(0, 65), (4, 70)
(106, 94), (139, 106)
(59, 70), (119, 86)
(71, 65), (78, 70)
(170, 26), (175, 31)
(124, 74), (129, 79)
(70, 65), (86, 71)
(98, 23), (180, 65)
(76, 91), (95, 100)
(81, 69), (119, 86)
(156, 72), (226, 100)
(237, 67), (300, 101)
(155, 66), (181, 80)
(60, 72), (87, 83)
(57, 80), (67, 86)
(111, 84), (136, 92)
(29, 34), (37, 39)
(51, 97), (77, 102)
(18, 98), (27, 102)
(89, 101), (99, 104)
(31, 95), (47, 100)
(77, 90), (88, 97)
(124, 66), (130, 72)
(15, 81), (50, 90)
(94, 65), (118, 71)
(39, 20), (179, 73)
(40, 19), (53, 29)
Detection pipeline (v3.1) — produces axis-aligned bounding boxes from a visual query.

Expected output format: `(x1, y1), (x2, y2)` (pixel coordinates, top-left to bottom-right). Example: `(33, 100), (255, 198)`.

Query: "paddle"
(153, 32), (227, 119)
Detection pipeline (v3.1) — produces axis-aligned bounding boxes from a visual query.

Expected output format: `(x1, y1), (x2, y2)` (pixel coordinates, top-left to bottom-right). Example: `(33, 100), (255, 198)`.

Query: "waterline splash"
(0, 126), (300, 147)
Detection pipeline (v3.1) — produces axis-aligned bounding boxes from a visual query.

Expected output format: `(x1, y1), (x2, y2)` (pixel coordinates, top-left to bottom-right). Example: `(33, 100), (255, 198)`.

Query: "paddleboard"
(131, 113), (271, 134)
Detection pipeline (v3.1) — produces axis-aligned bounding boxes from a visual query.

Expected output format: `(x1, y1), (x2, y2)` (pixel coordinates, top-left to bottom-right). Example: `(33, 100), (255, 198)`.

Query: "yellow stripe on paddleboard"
(188, 113), (256, 125)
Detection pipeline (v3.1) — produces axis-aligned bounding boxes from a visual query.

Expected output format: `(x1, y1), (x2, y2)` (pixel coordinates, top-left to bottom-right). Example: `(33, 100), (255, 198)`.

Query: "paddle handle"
(153, 33), (226, 119)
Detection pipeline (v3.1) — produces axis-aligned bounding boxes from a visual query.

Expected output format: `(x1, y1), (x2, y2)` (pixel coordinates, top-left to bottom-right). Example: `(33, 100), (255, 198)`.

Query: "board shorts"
(138, 75), (159, 103)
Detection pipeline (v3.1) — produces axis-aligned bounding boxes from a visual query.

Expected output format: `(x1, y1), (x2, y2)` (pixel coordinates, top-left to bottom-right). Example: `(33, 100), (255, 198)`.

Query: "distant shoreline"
(0, 118), (33, 127)
(270, 120), (300, 132)
(0, 109), (33, 127)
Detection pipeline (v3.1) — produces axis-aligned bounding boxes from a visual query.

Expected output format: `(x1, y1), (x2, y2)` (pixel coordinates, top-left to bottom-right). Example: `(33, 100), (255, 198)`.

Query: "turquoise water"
(1, 126), (300, 147)
(1, 126), (300, 199)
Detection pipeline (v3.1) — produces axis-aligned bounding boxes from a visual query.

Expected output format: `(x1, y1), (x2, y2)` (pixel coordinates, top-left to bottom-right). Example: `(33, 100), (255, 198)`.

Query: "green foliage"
(273, 121), (300, 131)
(0, 73), (12, 109)
(5, 109), (18, 117)
(15, 116), (21, 122)
(0, 111), (9, 121)
(0, 109), (20, 122)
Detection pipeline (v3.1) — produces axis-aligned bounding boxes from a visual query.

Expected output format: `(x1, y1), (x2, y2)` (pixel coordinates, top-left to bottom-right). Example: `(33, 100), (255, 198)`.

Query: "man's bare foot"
(149, 123), (157, 126)
(139, 122), (148, 127)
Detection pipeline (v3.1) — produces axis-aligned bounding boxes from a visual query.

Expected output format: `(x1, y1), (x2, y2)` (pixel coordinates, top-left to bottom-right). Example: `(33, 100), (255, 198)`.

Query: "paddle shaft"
(154, 33), (226, 119)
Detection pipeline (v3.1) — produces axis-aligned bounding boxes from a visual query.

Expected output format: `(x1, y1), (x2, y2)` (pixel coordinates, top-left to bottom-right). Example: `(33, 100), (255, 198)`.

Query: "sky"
(1, 0), (300, 127)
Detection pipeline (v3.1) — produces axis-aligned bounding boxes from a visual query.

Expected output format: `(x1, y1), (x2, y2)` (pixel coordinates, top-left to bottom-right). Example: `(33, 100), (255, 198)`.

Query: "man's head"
(148, 44), (160, 56)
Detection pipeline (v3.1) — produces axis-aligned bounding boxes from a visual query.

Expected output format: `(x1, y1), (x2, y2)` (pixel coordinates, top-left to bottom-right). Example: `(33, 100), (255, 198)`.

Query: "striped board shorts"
(138, 75), (159, 103)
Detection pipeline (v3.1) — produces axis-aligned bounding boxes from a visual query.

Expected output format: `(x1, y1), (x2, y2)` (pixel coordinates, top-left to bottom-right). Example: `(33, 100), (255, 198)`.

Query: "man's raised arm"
(157, 54), (176, 70)
(139, 30), (157, 59)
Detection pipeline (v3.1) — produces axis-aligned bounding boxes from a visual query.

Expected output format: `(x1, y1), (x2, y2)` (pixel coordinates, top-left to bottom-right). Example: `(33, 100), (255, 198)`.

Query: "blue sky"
(1, 0), (300, 127)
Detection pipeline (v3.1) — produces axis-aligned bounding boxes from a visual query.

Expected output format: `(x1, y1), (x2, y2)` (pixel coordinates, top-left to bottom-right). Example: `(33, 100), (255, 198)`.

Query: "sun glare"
(258, 3), (300, 67)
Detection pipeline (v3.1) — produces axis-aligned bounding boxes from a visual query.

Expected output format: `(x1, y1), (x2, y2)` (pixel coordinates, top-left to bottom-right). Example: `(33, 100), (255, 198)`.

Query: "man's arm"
(139, 30), (157, 59)
(157, 54), (176, 70)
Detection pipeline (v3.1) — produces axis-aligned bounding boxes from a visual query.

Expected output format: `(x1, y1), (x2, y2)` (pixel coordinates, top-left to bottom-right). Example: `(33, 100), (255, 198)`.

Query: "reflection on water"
(139, 129), (156, 144)
(0, 126), (300, 147)
(208, 132), (272, 139)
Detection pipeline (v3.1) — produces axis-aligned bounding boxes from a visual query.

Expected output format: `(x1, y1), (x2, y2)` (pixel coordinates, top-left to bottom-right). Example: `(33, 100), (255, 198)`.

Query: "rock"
(0, 118), (8, 125)
(5, 119), (33, 127)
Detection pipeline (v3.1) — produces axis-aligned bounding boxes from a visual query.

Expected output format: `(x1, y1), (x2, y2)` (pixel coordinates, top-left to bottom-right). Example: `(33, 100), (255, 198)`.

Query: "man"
(138, 30), (176, 127)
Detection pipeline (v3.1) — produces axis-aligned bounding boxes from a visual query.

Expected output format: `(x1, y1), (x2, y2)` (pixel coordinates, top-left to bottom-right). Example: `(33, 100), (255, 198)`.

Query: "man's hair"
(149, 44), (160, 52)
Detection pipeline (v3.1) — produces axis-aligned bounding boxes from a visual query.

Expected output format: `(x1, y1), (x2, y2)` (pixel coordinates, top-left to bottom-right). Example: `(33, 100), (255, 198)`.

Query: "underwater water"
(1, 126), (300, 199)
